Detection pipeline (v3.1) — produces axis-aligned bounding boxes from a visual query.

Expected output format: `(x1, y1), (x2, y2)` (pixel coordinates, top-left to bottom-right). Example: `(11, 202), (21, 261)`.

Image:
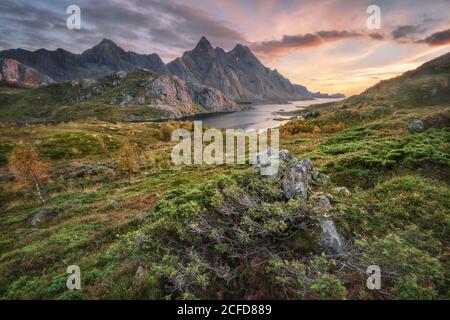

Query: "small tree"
(9, 145), (48, 203)
(159, 122), (176, 142)
(118, 140), (140, 182)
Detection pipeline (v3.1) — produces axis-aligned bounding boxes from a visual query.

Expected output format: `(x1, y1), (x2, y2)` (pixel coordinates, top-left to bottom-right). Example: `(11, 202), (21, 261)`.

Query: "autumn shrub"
(8, 145), (49, 203)
(281, 120), (312, 135)
(118, 140), (141, 181)
(159, 122), (177, 141)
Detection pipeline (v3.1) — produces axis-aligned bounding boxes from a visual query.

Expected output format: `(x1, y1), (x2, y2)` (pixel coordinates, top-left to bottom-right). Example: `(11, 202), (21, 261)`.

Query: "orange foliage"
(9, 145), (48, 203)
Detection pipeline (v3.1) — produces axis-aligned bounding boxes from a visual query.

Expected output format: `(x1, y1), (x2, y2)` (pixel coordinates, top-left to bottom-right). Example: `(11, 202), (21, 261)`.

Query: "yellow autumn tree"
(159, 122), (176, 142)
(118, 140), (141, 182)
(9, 145), (48, 203)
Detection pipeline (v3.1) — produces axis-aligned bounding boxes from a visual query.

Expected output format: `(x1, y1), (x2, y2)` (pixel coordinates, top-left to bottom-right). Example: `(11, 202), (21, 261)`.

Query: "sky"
(1, 0), (449, 95)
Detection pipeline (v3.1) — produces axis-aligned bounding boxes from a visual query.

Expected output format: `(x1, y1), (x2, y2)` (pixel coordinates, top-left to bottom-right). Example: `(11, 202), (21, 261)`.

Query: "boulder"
(252, 148), (283, 176)
(31, 209), (59, 227)
(317, 173), (330, 186)
(407, 120), (424, 133)
(333, 187), (351, 196)
(282, 159), (314, 199)
(135, 265), (145, 278)
(319, 218), (346, 255)
(110, 200), (119, 208)
(81, 78), (97, 89)
(279, 149), (292, 162)
(115, 71), (128, 79)
(135, 211), (150, 220)
(317, 195), (333, 212)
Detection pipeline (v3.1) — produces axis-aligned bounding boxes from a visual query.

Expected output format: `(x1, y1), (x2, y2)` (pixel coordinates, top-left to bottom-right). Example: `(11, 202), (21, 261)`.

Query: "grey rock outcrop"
(333, 187), (351, 196)
(145, 74), (237, 116)
(407, 120), (425, 133)
(317, 195), (333, 212)
(110, 200), (119, 208)
(31, 208), (59, 227)
(319, 218), (346, 254)
(135, 211), (150, 220)
(0, 58), (54, 87)
(282, 159), (315, 199)
(252, 148), (285, 176)
(317, 173), (330, 186)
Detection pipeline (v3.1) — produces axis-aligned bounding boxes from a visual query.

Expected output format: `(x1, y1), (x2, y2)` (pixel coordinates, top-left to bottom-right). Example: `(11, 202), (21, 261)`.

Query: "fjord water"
(197, 98), (343, 130)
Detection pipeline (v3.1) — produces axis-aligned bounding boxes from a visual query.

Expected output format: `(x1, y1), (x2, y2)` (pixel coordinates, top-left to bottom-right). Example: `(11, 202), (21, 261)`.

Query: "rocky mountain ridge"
(168, 37), (334, 102)
(0, 39), (167, 82)
(0, 37), (344, 102)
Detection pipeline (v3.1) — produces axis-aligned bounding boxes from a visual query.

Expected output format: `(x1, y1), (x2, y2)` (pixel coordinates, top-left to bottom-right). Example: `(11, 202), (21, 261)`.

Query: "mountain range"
(0, 39), (166, 82)
(0, 37), (344, 102)
(168, 37), (340, 101)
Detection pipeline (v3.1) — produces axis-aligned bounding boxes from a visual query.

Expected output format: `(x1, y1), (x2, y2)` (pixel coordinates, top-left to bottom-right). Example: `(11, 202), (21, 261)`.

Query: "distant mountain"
(0, 58), (54, 87)
(168, 37), (344, 102)
(311, 92), (346, 99)
(0, 39), (167, 81)
(0, 70), (238, 123)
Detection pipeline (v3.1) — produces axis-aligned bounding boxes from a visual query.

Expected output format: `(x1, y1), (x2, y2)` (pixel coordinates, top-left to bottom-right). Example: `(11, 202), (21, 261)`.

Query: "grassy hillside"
(350, 52), (450, 108)
(0, 100), (448, 299)
(0, 71), (200, 123)
(0, 53), (449, 300)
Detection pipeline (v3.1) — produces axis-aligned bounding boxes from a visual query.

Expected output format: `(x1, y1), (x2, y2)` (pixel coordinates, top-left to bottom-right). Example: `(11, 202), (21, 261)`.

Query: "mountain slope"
(0, 70), (237, 123)
(168, 37), (330, 102)
(0, 58), (54, 87)
(355, 51), (450, 107)
(0, 39), (167, 82)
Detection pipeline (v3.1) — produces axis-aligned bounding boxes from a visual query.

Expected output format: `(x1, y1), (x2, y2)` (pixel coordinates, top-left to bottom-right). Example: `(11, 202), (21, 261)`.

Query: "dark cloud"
(0, 0), (245, 60)
(251, 30), (365, 56)
(392, 25), (426, 39)
(369, 33), (384, 40)
(133, 0), (245, 49)
(418, 28), (450, 46)
(391, 16), (442, 41)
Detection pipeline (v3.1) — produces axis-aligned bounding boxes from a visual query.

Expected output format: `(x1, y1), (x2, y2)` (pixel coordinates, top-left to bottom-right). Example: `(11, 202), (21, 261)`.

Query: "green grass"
(0, 71), (174, 123)
(0, 95), (449, 299)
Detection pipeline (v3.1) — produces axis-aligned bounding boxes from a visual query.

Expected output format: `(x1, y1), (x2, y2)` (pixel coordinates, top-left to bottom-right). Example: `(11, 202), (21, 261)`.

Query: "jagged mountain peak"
(193, 36), (214, 54)
(86, 38), (123, 54)
(167, 38), (312, 101)
(230, 43), (251, 55)
(97, 38), (119, 47)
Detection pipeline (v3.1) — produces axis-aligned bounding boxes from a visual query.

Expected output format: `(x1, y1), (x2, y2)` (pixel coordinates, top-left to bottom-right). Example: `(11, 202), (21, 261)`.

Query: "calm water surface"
(197, 98), (343, 130)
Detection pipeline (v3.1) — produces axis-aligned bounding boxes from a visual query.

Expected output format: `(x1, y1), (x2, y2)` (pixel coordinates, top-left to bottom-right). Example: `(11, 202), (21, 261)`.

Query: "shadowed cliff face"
(0, 39), (167, 82)
(0, 58), (54, 88)
(167, 37), (312, 102)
